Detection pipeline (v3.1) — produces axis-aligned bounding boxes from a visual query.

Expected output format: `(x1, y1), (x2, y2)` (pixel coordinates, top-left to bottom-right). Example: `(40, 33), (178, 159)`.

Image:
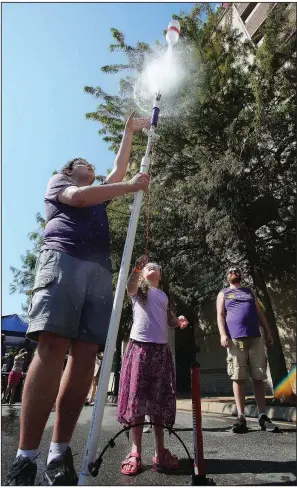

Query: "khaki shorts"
(227, 337), (267, 381)
(27, 249), (113, 346)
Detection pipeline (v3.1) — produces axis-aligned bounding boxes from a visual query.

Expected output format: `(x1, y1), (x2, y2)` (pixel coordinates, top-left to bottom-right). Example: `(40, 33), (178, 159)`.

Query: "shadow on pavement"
(175, 427), (232, 433)
(202, 427), (296, 434)
(256, 483), (296, 486)
(205, 458), (296, 476)
(175, 426), (296, 434)
(142, 458), (193, 477)
(202, 427), (233, 432)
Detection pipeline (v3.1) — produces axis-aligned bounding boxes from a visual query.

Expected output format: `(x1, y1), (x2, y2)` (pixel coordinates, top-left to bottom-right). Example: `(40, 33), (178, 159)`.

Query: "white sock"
(16, 449), (38, 461)
(47, 442), (68, 465)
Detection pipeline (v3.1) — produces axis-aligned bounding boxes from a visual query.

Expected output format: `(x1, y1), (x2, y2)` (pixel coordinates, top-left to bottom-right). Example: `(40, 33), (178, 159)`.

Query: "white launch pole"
(78, 96), (160, 485)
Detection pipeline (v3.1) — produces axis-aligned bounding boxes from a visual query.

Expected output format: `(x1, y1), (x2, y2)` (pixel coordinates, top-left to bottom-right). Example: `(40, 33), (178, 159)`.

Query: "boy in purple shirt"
(217, 267), (279, 434)
(6, 113), (150, 486)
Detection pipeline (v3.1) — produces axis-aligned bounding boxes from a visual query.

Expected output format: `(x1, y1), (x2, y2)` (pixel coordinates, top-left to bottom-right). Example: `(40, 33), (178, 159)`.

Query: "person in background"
(85, 352), (103, 406)
(216, 267), (279, 433)
(63, 354), (69, 371)
(4, 349), (28, 406)
(2, 334), (7, 359)
(2, 350), (14, 400)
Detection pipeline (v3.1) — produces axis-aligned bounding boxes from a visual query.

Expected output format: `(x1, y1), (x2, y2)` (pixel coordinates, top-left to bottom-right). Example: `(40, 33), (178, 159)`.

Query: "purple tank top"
(41, 174), (111, 268)
(223, 287), (261, 339)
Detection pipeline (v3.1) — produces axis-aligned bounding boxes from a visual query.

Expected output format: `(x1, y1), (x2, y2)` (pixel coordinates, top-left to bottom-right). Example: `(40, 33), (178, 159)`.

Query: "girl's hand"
(125, 112), (150, 134)
(177, 315), (189, 329)
(135, 255), (148, 271)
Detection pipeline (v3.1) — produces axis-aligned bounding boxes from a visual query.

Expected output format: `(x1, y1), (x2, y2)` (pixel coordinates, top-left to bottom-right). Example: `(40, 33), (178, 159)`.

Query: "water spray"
(77, 21), (177, 487)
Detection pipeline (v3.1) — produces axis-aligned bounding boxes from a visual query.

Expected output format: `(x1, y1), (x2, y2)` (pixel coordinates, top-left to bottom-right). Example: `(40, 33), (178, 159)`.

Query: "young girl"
(4, 348), (27, 405)
(117, 255), (189, 476)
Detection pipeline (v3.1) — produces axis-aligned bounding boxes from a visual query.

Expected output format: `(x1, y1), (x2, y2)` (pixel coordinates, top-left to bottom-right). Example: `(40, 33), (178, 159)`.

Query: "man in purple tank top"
(217, 267), (279, 434)
(6, 113), (151, 486)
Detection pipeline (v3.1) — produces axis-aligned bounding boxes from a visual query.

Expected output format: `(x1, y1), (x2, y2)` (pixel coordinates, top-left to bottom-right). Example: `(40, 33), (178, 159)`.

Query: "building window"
(257, 36), (264, 47)
(240, 3), (258, 23)
(252, 22), (266, 45)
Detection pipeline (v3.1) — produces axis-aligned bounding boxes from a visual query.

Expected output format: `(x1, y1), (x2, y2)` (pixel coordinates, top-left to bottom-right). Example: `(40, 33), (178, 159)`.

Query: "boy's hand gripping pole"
(78, 94), (161, 485)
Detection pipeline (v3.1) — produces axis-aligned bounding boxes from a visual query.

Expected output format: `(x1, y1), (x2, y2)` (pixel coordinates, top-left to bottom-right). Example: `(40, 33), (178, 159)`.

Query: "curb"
(176, 401), (296, 423)
(105, 396), (296, 423)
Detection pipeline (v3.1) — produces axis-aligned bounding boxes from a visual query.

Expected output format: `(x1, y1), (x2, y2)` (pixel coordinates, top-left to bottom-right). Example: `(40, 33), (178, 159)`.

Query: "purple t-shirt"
(41, 173), (111, 268)
(223, 287), (261, 339)
(129, 287), (169, 344)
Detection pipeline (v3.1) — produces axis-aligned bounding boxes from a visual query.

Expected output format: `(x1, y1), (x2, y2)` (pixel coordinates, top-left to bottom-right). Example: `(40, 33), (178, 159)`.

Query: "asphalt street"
(1, 404), (296, 486)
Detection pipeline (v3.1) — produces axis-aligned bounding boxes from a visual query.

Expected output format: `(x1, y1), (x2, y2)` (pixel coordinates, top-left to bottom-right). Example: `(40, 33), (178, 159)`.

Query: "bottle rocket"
(166, 19), (180, 45)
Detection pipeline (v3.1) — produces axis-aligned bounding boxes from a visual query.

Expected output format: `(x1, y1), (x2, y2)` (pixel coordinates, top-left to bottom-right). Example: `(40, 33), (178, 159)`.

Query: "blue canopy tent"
(2, 314), (36, 348)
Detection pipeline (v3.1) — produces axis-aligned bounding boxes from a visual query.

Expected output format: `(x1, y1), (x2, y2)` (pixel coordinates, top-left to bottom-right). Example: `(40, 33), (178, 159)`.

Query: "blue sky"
(2, 2), (201, 316)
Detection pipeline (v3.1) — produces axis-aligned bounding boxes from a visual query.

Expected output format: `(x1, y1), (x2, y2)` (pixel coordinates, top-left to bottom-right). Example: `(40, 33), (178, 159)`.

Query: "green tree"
(84, 3), (296, 389)
(10, 213), (45, 314)
(10, 4), (295, 392)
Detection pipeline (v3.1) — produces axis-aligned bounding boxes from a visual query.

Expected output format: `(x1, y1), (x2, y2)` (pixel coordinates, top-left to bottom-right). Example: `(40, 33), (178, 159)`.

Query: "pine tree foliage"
(83, 3), (296, 385)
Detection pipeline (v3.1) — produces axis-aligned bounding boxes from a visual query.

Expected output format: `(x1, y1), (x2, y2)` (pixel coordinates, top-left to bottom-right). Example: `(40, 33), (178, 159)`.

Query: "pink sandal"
(121, 452), (142, 476)
(152, 448), (179, 472)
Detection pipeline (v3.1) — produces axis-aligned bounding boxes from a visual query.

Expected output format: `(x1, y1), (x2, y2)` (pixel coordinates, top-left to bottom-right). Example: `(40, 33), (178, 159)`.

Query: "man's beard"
(229, 276), (241, 284)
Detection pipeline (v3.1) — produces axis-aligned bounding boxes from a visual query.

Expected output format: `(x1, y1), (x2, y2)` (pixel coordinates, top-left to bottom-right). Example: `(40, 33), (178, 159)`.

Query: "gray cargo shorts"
(27, 249), (113, 346)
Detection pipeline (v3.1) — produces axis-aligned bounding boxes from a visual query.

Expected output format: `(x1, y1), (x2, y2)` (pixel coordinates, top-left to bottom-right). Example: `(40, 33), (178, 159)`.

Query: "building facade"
(194, 3), (297, 397)
(220, 3), (296, 46)
(119, 4), (296, 398)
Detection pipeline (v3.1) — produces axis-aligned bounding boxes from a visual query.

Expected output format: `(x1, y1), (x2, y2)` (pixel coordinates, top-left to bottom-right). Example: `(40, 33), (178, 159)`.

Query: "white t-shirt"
(130, 287), (169, 344)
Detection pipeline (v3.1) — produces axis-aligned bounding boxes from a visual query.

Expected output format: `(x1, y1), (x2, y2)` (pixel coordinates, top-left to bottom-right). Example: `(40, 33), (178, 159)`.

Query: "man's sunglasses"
(228, 268), (241, 275)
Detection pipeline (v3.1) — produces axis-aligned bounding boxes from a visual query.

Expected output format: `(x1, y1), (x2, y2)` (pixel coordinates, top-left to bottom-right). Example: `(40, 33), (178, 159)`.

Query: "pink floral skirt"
(117, 340), (176, 427)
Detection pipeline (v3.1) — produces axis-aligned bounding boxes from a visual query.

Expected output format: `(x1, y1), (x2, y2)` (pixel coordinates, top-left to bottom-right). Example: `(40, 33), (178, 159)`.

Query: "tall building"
(195, 3), (297, 397)
(219, 3), (296, 47)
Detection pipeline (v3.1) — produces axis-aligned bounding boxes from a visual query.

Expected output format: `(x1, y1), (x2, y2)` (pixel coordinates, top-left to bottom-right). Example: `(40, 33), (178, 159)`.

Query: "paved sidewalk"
(105, 394), (296, 422)
(176, 396), (296, 423)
